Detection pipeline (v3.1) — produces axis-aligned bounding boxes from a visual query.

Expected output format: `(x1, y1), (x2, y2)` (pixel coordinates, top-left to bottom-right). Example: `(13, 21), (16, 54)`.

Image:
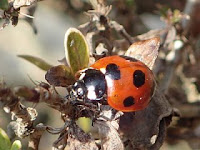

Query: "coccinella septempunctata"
(72, 55), (155, 112)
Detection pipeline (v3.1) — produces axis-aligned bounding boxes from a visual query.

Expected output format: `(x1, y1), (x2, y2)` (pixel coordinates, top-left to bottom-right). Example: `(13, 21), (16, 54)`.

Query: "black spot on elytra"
(133, 70), (145, 88)
(123, 96), (135, 107)
(120, 55), (138, 62)
(105, 63), (121, 80)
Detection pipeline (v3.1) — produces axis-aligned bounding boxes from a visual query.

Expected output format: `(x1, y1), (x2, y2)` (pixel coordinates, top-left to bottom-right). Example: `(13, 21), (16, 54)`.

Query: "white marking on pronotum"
(150, 135), (158, 145)
(87, 85), (97, 100)
(78, 67), (94, 80)
(74, 82), (78, 87)
(105, 75), (113, 87)
(100, 68), (106, 74)
(79, 73), (86, 80)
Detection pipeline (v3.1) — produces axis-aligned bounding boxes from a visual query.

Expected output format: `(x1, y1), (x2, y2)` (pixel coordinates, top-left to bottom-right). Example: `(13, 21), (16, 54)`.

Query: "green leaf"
(18, 55), (53, 71)
(159, 6), (169, 18)
(64, 28), (89, 74)
(10, 140), (22, 150)
(172, 9), (181, 23)
(45, 65), (75, 87)
(0, 0), (9, 10)
(125, 0), (135, 7)
(77, 117), (91, 133)
(0, 128), (11, 150)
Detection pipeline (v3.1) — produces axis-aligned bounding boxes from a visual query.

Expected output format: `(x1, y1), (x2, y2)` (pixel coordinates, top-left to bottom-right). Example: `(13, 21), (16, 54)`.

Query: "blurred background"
(0, 0), (200, 149)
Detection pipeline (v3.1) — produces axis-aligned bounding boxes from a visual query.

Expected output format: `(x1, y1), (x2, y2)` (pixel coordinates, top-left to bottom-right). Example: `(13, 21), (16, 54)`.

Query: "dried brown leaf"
(45, 65), (75, 87)
(67, 125), (98, 150)
(93, 121), (124, 150)
(13, 0), (40, 9)
(14, 86), (40, 103)
(67, 138), (98, 150)
(125, 37), (160, 70)
(119, 88), (173, 150)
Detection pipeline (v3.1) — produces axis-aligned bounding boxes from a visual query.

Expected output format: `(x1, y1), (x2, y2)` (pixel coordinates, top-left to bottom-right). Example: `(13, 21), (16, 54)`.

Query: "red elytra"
(90, 55), (155, 112)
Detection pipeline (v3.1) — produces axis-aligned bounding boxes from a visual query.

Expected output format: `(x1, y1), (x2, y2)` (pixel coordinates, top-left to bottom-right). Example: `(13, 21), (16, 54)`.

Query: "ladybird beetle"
(72, 55), (155, 112)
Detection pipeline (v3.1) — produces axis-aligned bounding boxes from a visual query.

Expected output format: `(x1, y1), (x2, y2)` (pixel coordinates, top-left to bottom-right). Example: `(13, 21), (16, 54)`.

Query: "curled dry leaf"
(163, 26), (176, 48)
(13, 0), (39, 9)
(14, 86), (40, 103)
(67, 137), (98, 150)
(125, 37), (160, 70)
(93, 121), (124, 150)
(45, 65), (75, 87)
(119, 88), (173, 150)
(0, 0), (38, 32)
(67, 124), (98, 150)
(64, 28), (90, 75)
